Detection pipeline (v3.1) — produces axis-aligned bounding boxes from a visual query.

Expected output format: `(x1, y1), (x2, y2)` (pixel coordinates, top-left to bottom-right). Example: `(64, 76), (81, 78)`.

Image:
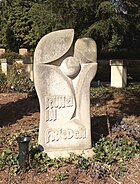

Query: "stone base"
(44, 148), (94, 159)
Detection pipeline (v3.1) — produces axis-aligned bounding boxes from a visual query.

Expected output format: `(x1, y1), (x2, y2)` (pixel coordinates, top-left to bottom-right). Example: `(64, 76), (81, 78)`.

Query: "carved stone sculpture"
(34, 29), (97, 157)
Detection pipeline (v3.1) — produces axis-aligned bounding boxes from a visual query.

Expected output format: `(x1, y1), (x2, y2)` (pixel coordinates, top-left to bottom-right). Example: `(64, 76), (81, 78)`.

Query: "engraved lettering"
(74, 130), (81, 139)
(46, 129), (55, 143)
(55, 130), (60, 141)
(52, 96), (56, 107)
(62, 129), (67, 139)
(65, 96), (73, 107)
(61, 96), (65, 108)
(54, 96), (59, 108)
(67, 129), (74, 139)
(48, 98), (53, 109)
(83, 128), (86, 139)
(45, 95), (74, 122)
(45, 109), (49, 121)
(46, 98), (49, 109)
(45, 128), (86, 143)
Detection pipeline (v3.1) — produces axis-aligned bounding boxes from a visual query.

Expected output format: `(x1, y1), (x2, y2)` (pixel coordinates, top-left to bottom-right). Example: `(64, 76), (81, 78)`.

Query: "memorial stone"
(0, 48), (5, 55)
(110, 60), (127, 88)
(19, 48), (28, 56)
(34, 29), (97, 158)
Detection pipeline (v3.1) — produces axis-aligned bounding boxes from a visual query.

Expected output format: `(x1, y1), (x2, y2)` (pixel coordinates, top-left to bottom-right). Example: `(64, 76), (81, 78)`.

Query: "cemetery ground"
(0, 85), (140, 184)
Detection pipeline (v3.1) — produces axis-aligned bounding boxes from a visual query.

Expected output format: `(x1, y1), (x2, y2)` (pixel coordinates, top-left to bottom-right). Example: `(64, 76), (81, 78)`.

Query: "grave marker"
(0, 48), (5, 55)
(34, 29), (97, 157)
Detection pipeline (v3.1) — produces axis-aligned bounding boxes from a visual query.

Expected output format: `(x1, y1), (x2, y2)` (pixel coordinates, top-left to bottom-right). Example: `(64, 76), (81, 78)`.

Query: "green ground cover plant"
(0, 69), (7, 92)
(0, 123), (139, 180)
(90, 84), (140, 100)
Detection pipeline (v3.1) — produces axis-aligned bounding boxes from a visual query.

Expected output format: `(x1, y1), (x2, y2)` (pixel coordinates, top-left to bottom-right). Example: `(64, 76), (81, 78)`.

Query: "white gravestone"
(110, 60), (127, 88)
(34, 29), (97, 158)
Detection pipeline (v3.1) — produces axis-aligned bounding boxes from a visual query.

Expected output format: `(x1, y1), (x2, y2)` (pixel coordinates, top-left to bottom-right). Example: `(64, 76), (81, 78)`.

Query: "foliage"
(90, 86), (113, 100)
(0, 0), (96, 50)
(93, 137), (139, 164)
(27, 0), (96, 47)
(108, 34), (122, 51)
(65, 153), (90, 170)
(0, 148), (19, 174)
(0, 0), (33, 50)
(0, 0), (139, 51)
(98, 49), (140, 59)
(0, 122), (139, 179)
(84, 1), (129, 51)
(28, 3), (60, 48)
(116, 0), (140, 49)
(31, 151), (51, 172)
(54, 172), (68, 181)
(90, 84), (140, 100)
(127, 62), (140, 82)
(0, 70), (7, 92)
(121, 84), (140, 95)
(0, 51), (22, 59)
(5, 62), (34, 93)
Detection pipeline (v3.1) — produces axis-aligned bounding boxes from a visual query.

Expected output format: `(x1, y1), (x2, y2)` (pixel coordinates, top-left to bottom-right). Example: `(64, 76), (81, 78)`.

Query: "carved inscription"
(46, 128), (86, 143)
(45, 95), (73, 121)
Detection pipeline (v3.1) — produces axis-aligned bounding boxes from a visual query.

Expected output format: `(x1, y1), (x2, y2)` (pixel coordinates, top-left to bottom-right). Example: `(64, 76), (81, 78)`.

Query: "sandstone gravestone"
(0, 48), (5, 55)
(34, 29), (97, 158)
(19, 48), (28, 56)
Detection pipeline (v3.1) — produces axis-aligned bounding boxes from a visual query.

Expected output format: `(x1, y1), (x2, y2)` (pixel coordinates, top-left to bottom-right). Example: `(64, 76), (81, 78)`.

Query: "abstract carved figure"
(34, 29), (97, 157)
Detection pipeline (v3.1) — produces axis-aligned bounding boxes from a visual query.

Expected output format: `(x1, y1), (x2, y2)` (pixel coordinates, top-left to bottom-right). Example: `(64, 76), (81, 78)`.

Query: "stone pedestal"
(0, 59), (7, 75)
(19, 48), (28, 56)
(110, 60), (127, 88)
(0, 48), (5, 55)
(15, 59), (23, 64)
(34, 29), (97, 158)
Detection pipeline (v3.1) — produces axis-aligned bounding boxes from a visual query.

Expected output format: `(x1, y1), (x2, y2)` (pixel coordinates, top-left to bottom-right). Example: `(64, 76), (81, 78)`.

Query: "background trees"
(0, 0), (139, 53)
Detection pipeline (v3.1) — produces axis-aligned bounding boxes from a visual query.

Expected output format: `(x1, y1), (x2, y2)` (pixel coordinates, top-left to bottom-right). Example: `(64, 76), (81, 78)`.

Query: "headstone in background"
(19, 48), (34, 81)
(19, 48), (28, 56)
(34, 29), (97, 158)
(0, 48), (5, 55)
(110, 60), (127, 88)
(0, 59), (7, 75)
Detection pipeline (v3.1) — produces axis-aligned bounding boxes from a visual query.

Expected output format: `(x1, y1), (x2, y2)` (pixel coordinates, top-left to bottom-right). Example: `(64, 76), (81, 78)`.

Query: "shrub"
(0, 51), (23, 60)
(90, 86), (113, 100)
(0, 70), (7, 92)
(6, 62), (34, 93)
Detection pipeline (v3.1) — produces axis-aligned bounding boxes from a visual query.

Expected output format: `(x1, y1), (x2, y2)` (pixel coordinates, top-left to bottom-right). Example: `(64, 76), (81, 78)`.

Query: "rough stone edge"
(44, 148), (94, 159)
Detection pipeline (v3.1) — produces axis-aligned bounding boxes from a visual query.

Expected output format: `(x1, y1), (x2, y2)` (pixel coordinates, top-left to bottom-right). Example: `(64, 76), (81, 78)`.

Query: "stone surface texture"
(34, 29), (97, 157)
